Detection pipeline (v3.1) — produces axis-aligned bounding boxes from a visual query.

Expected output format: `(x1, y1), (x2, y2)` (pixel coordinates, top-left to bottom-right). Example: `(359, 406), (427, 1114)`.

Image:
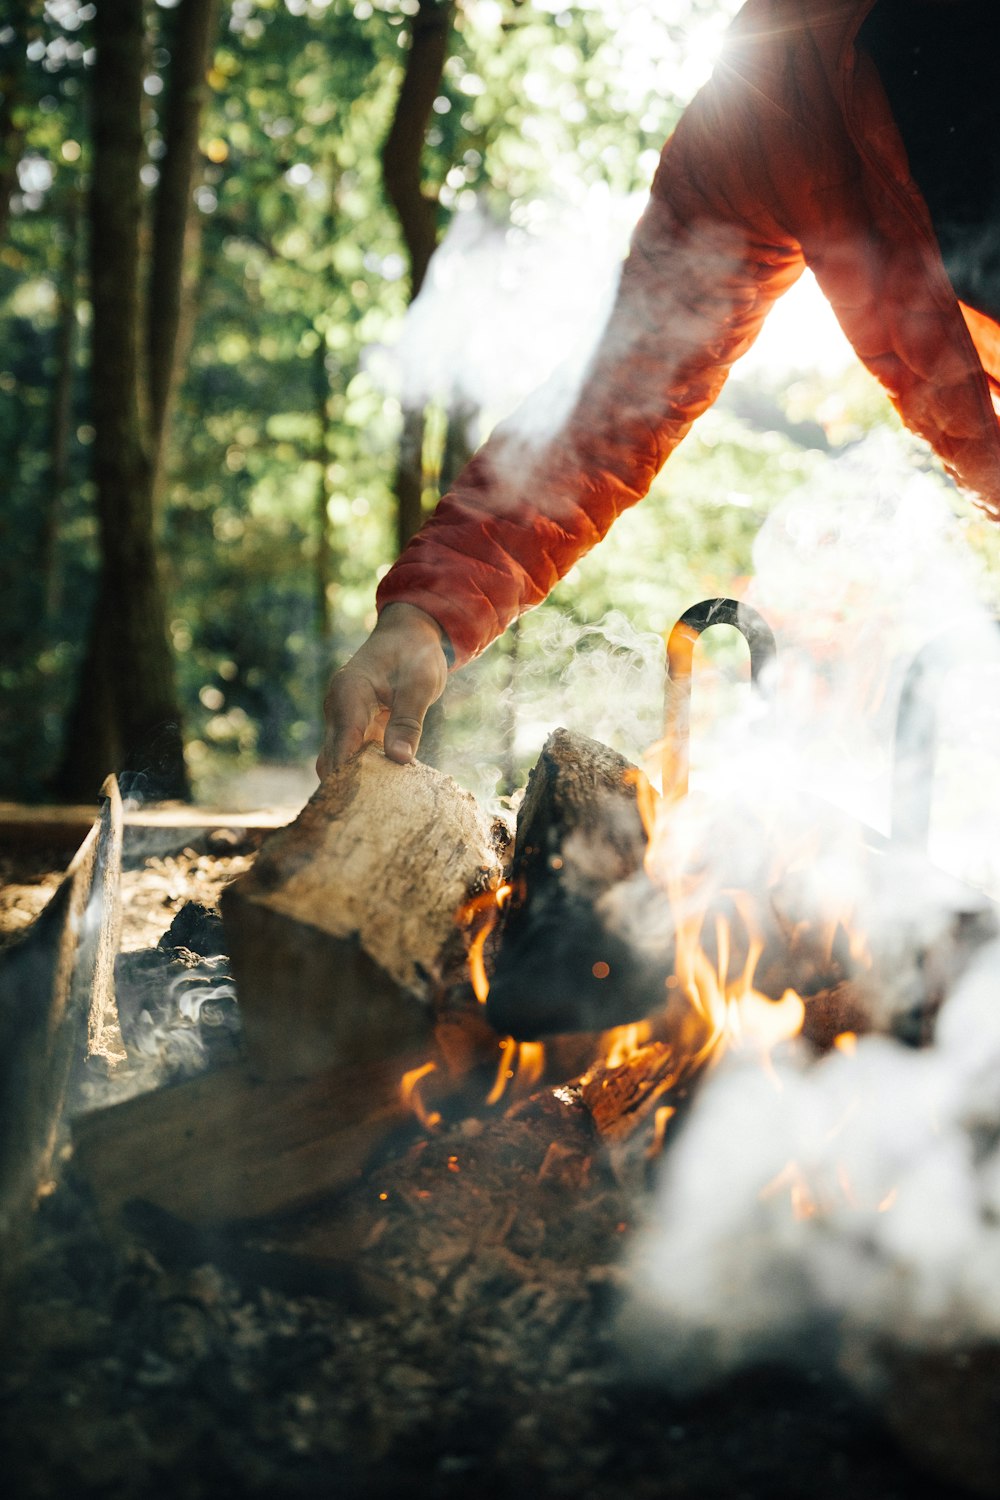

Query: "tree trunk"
(395, 403), (427, 551)
(440, 395), (478, 494)
(40, 183), (81, 622)
(54, 0), (219, 802)
(313, 157), (341, 643)
(313, 337), (334, 642)
(382, 0), (453, 552)
(52, 0), (189, 802)
(380, 0), (450, 304)
(146, 0), (219, 489)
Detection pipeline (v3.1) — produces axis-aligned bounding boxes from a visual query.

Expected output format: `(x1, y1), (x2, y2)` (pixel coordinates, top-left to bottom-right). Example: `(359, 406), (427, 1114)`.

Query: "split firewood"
(222, 744), (509, 1079)
(0, 778), (125, 1294)
(72, 1047), (452, 1227)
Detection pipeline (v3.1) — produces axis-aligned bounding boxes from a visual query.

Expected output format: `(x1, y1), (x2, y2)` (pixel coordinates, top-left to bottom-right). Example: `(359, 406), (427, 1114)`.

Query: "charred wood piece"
(485, 728), (674, 1038)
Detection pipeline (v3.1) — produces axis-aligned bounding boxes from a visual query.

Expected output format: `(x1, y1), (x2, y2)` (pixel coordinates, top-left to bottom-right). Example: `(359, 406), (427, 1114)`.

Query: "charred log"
(486, 728), (674, 1038)
(486, 729), (1000, 1050)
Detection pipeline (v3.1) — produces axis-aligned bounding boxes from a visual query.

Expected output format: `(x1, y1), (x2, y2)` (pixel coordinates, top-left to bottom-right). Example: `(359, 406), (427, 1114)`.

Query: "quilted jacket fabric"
(377, 0), (1000, 667)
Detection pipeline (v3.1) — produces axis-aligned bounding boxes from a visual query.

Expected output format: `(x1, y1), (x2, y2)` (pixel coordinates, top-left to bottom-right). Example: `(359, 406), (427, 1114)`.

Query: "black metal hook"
(663, 598), (777, 799)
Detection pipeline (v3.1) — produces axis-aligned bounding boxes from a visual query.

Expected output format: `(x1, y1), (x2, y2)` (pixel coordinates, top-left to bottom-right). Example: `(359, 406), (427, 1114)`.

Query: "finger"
(383, 681), (435, 764)
(320, 670), (382, 774)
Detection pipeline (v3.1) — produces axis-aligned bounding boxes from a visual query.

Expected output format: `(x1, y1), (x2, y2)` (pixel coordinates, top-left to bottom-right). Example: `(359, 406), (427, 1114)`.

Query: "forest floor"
(0, 830), (976, 1500)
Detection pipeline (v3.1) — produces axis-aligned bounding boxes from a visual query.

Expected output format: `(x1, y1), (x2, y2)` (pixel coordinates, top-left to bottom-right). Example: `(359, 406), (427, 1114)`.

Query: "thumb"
(384, 683), (434, 764)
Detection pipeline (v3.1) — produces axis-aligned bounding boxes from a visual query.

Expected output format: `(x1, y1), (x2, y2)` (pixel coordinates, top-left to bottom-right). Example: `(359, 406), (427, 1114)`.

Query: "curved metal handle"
(892, 620), (1000, 849)
(663, 598), (777, 799)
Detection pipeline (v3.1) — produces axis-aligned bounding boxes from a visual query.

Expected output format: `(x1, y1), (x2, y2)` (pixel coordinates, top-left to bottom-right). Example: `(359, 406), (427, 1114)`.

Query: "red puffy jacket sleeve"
(377, 44), (806, 667)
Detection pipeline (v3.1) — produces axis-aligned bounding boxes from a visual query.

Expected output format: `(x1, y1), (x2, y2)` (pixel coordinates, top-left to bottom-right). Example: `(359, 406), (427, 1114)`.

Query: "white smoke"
(371, 190), (639, 436)
(621, 934), (1000, 1383)
(681, 432), (1000, 888)
(618, 437), (1000, 1423)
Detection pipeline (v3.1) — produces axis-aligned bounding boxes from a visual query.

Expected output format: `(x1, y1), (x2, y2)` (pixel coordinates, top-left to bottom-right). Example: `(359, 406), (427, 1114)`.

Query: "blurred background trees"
(2, 0), (995, 806)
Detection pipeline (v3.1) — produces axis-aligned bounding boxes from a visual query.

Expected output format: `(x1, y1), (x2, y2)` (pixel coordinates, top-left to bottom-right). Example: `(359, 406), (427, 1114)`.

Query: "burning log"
(484, 728), (999, 1060)
(483, 728), (834, 1043)
(222, 744), (508, 1079)
(485, 728), (674, 1038)
(0, 778), (125, 1292)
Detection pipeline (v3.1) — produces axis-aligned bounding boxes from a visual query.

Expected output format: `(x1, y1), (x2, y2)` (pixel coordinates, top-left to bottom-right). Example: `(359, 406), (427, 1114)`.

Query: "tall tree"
(381, 0), (453, 552)
(39, 179), (81, 621)
(53, 0), (219, 802)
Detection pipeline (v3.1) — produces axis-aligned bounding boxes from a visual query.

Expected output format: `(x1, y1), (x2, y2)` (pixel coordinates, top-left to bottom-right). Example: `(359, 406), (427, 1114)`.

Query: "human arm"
(374, 51), (807, 666)
(322, 9), (810, 765)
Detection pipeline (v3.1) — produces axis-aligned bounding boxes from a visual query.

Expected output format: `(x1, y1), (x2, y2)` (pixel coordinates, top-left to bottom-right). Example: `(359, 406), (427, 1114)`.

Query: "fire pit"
(3, 605), (1000, 1498)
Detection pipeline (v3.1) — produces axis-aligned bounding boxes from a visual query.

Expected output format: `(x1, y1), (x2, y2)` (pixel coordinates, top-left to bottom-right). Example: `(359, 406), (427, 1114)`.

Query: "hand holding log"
(318, 602), (450, 773)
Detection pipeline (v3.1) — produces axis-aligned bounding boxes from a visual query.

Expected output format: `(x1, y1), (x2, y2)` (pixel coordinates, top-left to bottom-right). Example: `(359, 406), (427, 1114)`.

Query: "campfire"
(4, 597), (1000, 1498)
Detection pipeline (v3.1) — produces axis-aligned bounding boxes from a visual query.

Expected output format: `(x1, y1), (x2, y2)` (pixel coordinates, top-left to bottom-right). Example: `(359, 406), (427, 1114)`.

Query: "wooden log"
(485, 728), (674, 1038)
(0, 778), (124, 1293)
(222, 744), (508, 1078)
(485, 732), (875, 1042)
(72, 1048), (448, 1226)
(578, 1040), (681, 1147)
(0, 800), (291, 854)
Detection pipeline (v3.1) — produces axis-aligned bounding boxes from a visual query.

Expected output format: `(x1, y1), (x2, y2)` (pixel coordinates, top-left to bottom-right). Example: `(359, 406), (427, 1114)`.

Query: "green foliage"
(5, 0), (986, 803)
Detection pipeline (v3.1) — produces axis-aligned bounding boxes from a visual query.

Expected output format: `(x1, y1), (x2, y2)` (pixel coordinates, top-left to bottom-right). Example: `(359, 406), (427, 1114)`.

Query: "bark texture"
(73, 1049), (443, 1226)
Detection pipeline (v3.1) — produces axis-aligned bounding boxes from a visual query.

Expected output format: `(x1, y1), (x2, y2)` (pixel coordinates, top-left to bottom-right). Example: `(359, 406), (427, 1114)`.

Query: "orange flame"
(485, 1037), (546, 1106)
(457, 883), (512, 1004)
(400, 1060), (441, 1130)
(624, 764), (661, 841)
(648, 1103), (676, 1157)
(601, 1021), (652, 1070)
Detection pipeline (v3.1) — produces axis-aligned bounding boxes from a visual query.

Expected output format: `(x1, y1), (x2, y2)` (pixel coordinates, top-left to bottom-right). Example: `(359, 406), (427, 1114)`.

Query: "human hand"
(317, 602), (450, 777)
